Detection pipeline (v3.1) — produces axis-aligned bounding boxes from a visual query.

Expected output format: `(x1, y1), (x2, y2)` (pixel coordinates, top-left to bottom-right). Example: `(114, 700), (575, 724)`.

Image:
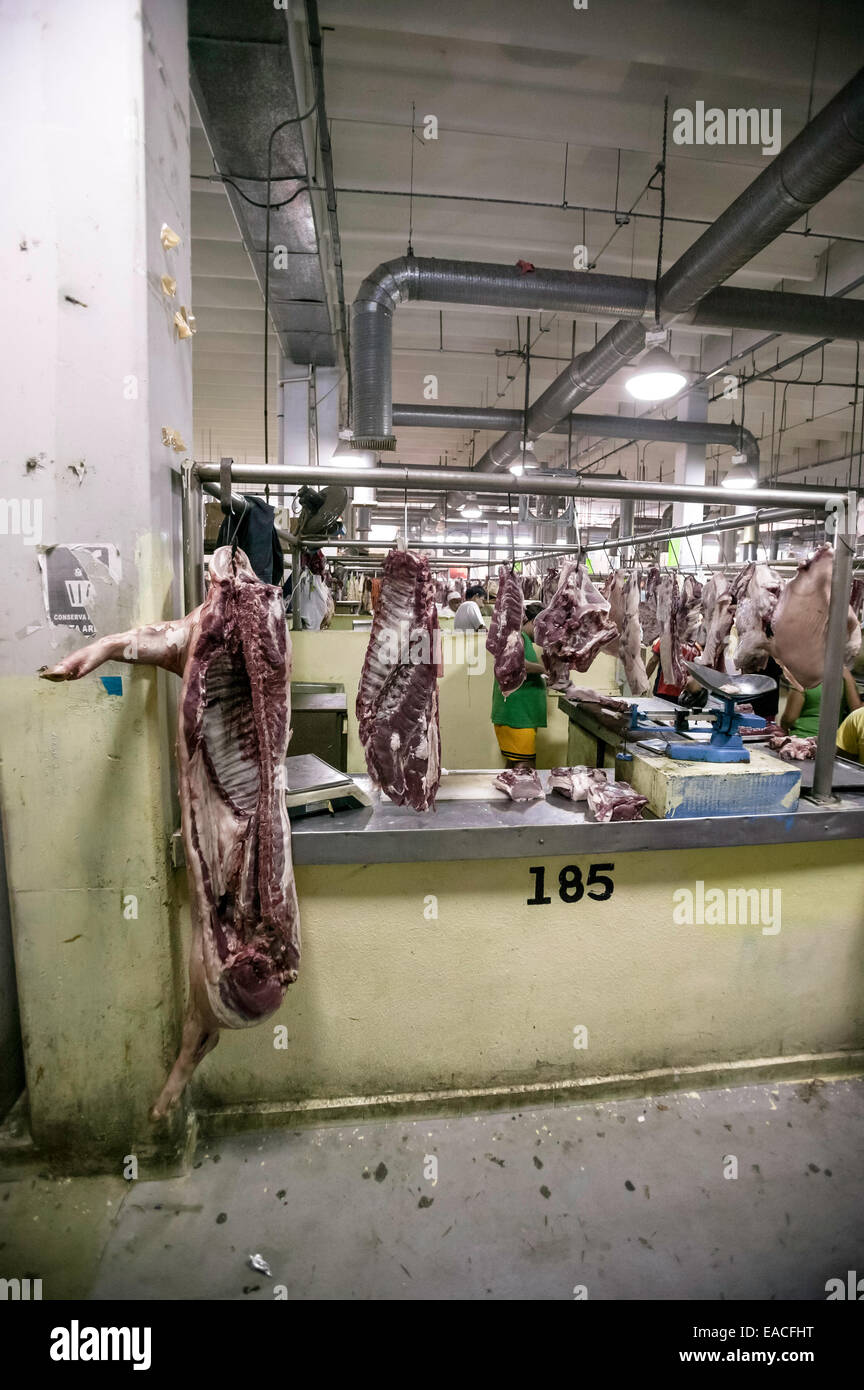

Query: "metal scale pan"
(682, 662), (776, 704)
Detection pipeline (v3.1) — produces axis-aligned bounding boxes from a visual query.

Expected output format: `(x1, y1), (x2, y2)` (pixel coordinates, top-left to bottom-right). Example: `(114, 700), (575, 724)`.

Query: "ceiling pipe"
(391, 403), (760, 466)
(659, 68), (864, 314)
(349, 256), (864, 451)
(683, 286), (864, 339)
(474, 65), (864, 474)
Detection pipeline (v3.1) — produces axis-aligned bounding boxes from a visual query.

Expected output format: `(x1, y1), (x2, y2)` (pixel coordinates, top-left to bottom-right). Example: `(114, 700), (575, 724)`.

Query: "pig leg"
(150, 929), (221, 1122)
(39, 613), (199, 682)
(150, 1006), (220, 1122)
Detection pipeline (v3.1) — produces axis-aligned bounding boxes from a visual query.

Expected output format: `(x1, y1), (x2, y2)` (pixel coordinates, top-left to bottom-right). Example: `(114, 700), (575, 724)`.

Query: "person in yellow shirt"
(836, 705), (864, 761)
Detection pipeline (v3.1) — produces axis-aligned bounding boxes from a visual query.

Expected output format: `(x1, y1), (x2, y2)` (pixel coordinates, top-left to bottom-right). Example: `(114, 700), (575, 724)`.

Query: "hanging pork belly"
(486, 565), (526, 698)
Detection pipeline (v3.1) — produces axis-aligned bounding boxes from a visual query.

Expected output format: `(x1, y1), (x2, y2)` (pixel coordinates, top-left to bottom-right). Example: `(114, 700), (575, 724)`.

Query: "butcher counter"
(288, 769), (864, 862)
(188, 766), (864, 1143)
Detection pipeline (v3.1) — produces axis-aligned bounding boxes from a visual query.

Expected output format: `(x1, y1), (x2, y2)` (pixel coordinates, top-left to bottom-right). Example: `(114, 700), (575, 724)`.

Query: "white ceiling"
(190, 0), (864, 498)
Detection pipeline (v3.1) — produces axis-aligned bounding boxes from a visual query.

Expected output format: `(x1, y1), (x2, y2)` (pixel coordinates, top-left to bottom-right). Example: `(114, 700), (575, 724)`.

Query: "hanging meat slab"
(639, 565), (662, 646)
(730, 562), (783, 672)
(533, 561), (618, 692)
(486, 565), (526, 697)
(607, 569), (649, 695)
(39, 546), (300, 1120)
(656, 573), (684, 686)
(356, 548), (442, 812)
(770, 543), (861, 688)
(700, 574), (734, 670)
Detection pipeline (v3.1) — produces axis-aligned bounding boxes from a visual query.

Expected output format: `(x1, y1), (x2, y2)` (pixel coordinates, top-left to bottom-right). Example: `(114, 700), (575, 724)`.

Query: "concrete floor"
(1, 1076), (862, 1300)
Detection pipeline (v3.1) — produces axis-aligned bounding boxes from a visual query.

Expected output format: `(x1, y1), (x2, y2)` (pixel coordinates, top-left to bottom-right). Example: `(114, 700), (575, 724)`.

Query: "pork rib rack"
(356, 548), (442, 812)
(40, 546), (300, 1120)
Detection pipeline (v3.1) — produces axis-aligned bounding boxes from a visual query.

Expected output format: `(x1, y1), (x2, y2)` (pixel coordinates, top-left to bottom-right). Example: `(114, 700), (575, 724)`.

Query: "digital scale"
(619, 662), (775, 765)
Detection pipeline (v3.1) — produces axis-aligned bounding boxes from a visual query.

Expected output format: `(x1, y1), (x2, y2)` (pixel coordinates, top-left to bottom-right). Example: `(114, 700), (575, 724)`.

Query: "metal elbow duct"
(660, 66), (864, 315)
(349, 256), (650, 450)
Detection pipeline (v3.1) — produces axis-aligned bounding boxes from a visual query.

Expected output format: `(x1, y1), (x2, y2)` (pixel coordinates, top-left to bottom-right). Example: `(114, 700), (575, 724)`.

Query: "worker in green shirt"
(780, 666), (860, 737)
(491, 601), (548, 767)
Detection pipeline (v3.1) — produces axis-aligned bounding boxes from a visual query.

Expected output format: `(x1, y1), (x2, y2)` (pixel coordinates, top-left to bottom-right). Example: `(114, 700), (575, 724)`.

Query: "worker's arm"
(780, 688), (804, 732)
(645, 651), (659, 679)
(526, 637), (545, 676)
(843, 667), (862, 711)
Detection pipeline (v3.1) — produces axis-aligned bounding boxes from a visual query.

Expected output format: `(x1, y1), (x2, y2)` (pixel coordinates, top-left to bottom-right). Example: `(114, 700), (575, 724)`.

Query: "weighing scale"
(284, 753), (372, 818)
(619, 662), (776, 764)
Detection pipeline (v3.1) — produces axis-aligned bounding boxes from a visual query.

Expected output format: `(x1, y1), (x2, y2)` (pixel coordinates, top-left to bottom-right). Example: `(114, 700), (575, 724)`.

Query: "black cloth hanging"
(216, 494), (283, 585)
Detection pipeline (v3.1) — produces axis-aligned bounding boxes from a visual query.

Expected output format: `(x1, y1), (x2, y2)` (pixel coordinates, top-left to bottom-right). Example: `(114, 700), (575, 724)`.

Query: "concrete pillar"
(671, 385), (708, 566)
(0, 0), (192, 1166)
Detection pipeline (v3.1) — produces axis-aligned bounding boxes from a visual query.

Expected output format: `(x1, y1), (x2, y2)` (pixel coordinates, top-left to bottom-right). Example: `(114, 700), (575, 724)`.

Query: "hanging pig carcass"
(40, 546), (300, 1120)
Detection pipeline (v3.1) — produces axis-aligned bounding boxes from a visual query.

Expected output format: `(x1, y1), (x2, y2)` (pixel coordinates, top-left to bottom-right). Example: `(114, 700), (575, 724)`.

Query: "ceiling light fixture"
(458, 494), (483, 519)
(327, 430), (377, 469)
(625, 344), (687, 402)
(721, 452), (758, 490)
(508, 439), (538, 477)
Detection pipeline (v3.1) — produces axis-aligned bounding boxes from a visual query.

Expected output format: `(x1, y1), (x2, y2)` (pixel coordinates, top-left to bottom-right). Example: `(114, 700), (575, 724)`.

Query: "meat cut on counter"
(486, 565), (526, 697)
(533, 561), (618, 693)
(40, 545), (301, 1120)
(586, 779), (648, 822)
(771, 543), (862, 689)
(549, 765), (608, 800)
(356, 548), (442, 812)
(493, 764), (544, 800)
(768, 731), (817, 760)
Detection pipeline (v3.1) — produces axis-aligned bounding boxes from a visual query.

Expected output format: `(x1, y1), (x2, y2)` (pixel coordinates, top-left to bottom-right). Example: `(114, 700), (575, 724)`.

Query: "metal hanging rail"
(583, 507), (806, 553)
(182, 462), (858, 802)
(192, 461), (848, 510)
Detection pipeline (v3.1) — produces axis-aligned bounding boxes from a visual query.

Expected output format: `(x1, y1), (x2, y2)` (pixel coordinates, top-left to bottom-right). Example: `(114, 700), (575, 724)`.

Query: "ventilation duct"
(350, 256), (864, 451)
(391, 404), (759, 467)
(474, 65), (864, 472)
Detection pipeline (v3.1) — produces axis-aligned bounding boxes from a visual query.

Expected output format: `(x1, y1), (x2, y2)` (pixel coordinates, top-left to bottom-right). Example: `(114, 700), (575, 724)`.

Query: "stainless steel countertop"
(290, 770), (864, 865)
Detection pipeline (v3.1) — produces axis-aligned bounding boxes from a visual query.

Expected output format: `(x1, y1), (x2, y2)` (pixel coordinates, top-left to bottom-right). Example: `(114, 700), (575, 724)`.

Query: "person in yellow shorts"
(491, 601), (547, 766)
(836, 705), (864, 761)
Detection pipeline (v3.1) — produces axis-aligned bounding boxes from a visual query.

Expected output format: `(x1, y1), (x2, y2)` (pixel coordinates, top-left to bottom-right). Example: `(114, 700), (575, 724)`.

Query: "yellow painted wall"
(0, 672), (184, 1158)
(193, 839), (864, 1109)
(289, 630), (618, 774)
